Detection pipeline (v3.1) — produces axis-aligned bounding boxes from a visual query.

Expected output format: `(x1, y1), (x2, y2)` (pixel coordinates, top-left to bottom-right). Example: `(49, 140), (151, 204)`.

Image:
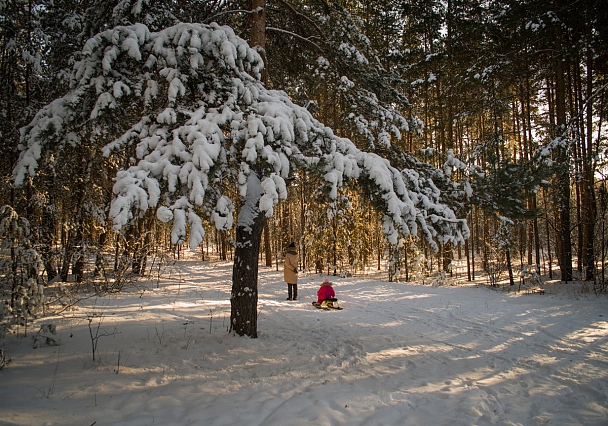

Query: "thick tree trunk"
(231, 218), (264, 337)
(230, 173), (266, 338)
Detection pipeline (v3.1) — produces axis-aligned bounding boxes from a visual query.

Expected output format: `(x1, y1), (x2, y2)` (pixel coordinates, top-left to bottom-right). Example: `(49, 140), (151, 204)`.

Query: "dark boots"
(287, 284), (298, 300)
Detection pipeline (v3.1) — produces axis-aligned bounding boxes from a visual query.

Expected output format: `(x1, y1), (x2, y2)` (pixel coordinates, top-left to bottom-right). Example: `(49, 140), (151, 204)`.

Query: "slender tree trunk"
(130, 215), (150, 275)
(555, 97), (573, 281)
(404, 243), (409, 282)
(506, 246), (514, 286)
(543, 191), (553, 279)
(249, 0), (272, 267)
(72, 226), (85, 282)
(465, 237), (471, 281)
(600, 184), (607, 285)
(377, 229), (381, 271)
(60, 228), (75, 282)
(61, 174), (87, 281)
(533, 196), (540, 267)
(572, 59), (584, 274)
(442, 242), (452, 274)
(553, 17), (573, 281)
(483, 212), (489, 272)
(471, 207), (476, 280)
(250, 0), (268, 85)
(299, 182), (307, 270)
(263, 222), (272, 267)
(41, 182), (58, 281)
(581, 48), (597, 281)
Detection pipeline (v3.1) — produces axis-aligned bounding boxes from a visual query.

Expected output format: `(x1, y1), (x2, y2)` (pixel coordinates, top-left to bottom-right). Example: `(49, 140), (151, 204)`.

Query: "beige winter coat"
(284, 248), (299, 284)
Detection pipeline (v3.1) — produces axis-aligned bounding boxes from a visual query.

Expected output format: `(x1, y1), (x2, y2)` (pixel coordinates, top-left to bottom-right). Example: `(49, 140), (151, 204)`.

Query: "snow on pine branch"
(14, 21), (467, 250)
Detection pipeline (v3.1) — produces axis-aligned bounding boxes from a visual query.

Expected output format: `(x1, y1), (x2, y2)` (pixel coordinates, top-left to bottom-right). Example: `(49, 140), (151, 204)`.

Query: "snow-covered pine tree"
(14, 22), (468, 337)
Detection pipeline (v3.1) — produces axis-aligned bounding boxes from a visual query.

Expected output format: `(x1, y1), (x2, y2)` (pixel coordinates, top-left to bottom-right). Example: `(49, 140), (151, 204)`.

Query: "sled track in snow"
(259, 299), (367, 371)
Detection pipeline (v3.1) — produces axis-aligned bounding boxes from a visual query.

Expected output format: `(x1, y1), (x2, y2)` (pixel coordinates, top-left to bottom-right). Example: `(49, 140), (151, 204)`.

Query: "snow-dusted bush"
(0, 206), (45, 334)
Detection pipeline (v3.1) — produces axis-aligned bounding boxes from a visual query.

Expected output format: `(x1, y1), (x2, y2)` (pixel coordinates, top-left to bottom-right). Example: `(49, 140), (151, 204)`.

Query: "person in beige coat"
(284, 242), (299, 300)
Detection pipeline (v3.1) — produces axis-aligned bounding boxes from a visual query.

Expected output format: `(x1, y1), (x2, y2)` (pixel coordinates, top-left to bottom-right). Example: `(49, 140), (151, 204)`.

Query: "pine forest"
(1, 0), (607, 337)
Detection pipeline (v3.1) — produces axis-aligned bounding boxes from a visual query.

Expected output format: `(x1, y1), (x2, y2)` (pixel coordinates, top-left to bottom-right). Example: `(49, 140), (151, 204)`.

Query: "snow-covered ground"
(1, 260), (607, 426)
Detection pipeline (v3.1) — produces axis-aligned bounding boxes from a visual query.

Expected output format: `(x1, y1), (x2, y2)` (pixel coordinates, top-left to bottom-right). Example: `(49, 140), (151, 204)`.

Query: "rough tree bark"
(230, 173), (267, 338)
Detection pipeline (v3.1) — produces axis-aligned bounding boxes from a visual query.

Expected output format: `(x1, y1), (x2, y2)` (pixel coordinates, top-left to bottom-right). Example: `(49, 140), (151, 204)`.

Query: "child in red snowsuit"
(317, 276), (336, 303)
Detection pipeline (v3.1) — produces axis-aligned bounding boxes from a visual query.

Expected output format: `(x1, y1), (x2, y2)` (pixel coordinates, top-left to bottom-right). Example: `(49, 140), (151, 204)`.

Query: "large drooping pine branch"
(15, 21), (468, 336)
